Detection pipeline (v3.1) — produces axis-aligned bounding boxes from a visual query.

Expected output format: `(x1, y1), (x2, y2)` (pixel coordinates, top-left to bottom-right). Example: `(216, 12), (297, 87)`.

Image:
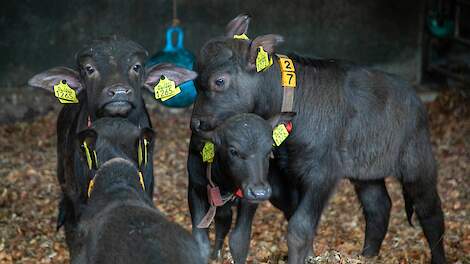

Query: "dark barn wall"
(0, 0), (424, 121)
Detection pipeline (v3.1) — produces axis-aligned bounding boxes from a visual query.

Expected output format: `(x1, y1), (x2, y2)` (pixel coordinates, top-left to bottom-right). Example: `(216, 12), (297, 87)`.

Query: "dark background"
(0, 0), (426, 122)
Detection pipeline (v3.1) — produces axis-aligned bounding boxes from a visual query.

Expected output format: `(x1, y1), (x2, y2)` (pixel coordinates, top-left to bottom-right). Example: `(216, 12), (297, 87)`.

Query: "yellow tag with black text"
(233, 34), (249, 40)
(272, 124), (289, 146)
(54, 80), (79, 104)
(281, 71), (296, 88)
(279, 57), (295, 72)
(256, 46), (273, 72)
(201, 142), (215, 163)
(154, 76), (181, 101)
(278, 57), (296, 88)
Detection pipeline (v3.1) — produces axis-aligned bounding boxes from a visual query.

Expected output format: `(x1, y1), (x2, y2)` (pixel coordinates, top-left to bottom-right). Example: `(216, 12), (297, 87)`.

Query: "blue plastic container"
(146, 26), (197, 108)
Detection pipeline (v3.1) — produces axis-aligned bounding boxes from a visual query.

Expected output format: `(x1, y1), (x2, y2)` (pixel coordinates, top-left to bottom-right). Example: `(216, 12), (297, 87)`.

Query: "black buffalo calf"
(71, 157), (204, 264)
(190, 14), (446, 264)
(27, 36), (197, 239)
(190, 112), (295, 263)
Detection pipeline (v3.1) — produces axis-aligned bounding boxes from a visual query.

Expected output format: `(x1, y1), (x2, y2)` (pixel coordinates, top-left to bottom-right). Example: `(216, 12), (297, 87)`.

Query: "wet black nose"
(107, 86), (132, 97)
(246, 185), (272, 201)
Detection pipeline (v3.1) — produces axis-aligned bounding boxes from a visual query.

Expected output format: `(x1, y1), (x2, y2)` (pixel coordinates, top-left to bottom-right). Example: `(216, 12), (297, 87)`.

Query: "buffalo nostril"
(107, 87), (131, 97)
(248, 186), (272, 200)
(248, 187), (267, 199)
(254, 189), (266, 198)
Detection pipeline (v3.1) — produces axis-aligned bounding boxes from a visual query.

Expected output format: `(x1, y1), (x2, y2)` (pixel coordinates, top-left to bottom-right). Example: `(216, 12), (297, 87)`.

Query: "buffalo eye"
(132, 63), (142, 73)
(214, 78), (225, 87)
(84, 65), (95, 75)
(229, 147), (239, 157)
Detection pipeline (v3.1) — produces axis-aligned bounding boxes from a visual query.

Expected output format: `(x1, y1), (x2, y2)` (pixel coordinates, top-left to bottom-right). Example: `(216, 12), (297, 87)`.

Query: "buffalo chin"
(102, 101), (133, 116)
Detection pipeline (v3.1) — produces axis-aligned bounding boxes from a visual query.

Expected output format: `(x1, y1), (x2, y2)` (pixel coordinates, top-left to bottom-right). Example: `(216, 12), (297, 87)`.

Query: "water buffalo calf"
(27, 37), (197, 242)
(192, 113), (295, 263)
(189, 15), (445, 264)
(71, 157), (204, 264)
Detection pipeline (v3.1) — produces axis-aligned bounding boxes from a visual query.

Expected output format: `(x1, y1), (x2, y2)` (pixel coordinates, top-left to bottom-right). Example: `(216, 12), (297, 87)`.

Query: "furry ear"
(225, 14), (251, 38)
(247, 34), (284, 70)
(28, 67), (83, 93)
(144, 63), (197, 93)
(77, 129), (98, 170)
(140, 127), (155, 144)
(137, 127), (155, 169)
(197, 129), (220, 147)
(268, 112), (296, 129)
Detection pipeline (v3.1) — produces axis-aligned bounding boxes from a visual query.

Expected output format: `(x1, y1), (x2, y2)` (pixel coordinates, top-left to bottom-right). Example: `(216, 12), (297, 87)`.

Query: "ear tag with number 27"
(54, 80), (79, 104)
(154, 76), (181, 101)
(256, 46), (273, 72)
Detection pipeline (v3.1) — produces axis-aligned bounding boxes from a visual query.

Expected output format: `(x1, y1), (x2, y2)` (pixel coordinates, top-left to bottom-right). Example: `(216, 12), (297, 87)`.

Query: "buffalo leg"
(188, 150), (211, 261)
(400, 133), (445, 264)
(352, 179), (391, 257)
(287, 167), (339, 264)
(229, 201), (258, 264)
(213, 205), (233, 261)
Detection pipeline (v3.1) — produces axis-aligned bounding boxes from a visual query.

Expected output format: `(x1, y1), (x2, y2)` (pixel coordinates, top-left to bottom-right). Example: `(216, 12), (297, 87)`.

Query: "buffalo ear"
(77, 129), (98, 151)
(28, 67), (83, 93)
(268, 112), (296, 129)
(247, 34), (284, 70)
(225, 14), (251, 38)
(137, 127), (155, 168)
(140, 127), (155, 146)
(77, 129), (98, 169)
(144, 63), (197, 93)
(198, 129), (220, 146)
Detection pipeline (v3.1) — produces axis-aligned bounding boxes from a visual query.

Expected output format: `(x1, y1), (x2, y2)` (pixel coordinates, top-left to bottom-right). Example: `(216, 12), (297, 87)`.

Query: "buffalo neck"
(253, 59), (284, 119)
(85, 185), (152, 216)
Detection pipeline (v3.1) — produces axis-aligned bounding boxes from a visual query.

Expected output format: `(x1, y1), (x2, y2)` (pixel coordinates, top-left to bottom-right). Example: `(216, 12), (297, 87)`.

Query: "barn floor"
(0, 90), (468, 264)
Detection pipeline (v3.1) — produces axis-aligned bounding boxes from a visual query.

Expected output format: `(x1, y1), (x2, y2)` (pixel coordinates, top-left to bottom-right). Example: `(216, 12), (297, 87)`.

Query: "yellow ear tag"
(143, 139), (149, 166)
(154, 76), (181, 101)
(138, 139), (149, 167)
(54, 80), (79, 104)
(201, 142), (215, 163)
(272, 124), (290, 146)
(87, 178), (95, 198)
(256, 46), (273, 72)
(138, 171), (146, 191)
(138, 140), (143, 167)
(93, 150), (98, 168)
(233, 34), (249, 40)
(83, 141), (93, 170)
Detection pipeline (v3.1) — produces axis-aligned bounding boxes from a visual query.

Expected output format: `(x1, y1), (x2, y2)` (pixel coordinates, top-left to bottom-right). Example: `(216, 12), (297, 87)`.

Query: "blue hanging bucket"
(146, 26), (197, 108)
